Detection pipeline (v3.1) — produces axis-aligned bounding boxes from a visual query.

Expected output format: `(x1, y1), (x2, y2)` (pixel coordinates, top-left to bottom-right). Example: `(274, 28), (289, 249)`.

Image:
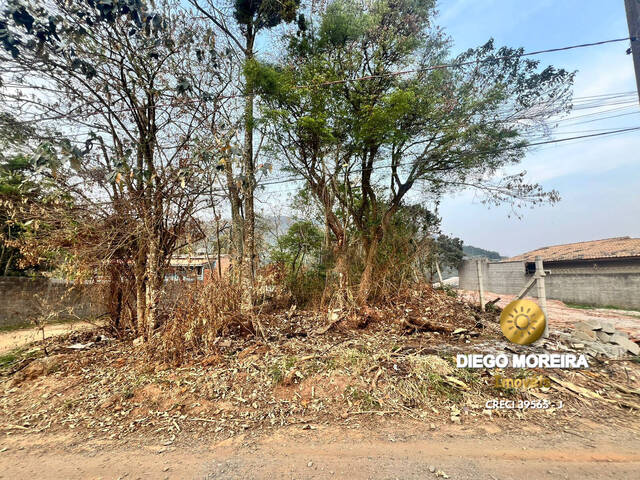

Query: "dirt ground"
(460, 290), (640, 340)
(1, 420), (639, 479)
(2, 287), (639, 479)
(0, 321), (97, 354)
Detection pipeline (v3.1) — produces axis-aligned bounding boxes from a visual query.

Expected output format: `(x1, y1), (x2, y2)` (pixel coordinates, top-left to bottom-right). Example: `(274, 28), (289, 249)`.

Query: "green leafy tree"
(255, 0), (573, 303)
(270, 219), (324, 304)
(271, 220), (324, 278)
(434, 235), (464, 271)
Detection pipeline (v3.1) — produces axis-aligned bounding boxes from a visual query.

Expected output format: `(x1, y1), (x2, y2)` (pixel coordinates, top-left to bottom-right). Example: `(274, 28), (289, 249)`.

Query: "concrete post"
(535, 256), (549, 338)
(476, 259), (485, 312)
(435, 261), (443, 285)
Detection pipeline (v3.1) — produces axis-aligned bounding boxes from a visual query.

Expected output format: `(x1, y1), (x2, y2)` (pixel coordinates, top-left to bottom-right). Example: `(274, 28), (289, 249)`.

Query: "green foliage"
(271, 221), (324, 273)
(1, 0), (163, 69)
(434, 235), (464, 270)
(270, 220), (326, 305)
(256, 0), (573, 301)
(462, 245), (503, 261)
(233, 0), (300, 29)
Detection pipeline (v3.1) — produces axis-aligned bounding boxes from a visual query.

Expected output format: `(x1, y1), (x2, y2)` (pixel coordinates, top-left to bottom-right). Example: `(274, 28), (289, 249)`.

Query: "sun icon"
(499, 299), (546, 345)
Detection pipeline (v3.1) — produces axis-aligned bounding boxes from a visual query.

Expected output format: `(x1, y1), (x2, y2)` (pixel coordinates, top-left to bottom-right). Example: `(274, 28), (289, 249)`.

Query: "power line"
(557, 110), (640, 127)
(255, 126), (640, 190)
(2, 37), (635, 114)
(313, 37), (634, 87)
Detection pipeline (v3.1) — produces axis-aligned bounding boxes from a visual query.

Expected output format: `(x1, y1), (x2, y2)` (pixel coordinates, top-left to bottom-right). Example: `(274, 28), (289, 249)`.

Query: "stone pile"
(569, 319), (639, 358)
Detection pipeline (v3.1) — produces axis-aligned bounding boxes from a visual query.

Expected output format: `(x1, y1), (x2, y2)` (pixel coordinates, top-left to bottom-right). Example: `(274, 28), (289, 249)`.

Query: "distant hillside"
(463, 245), (504, 261)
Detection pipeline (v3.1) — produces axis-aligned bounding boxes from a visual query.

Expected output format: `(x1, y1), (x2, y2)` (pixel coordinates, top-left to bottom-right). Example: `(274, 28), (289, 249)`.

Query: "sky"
(434, 0), (640, 256)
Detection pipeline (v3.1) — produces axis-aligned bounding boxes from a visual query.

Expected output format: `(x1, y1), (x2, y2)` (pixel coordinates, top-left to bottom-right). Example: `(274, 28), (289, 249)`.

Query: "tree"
(0, 113), (53, 275)
(255, 0), (573, 303)
(188, 0), (302, 312)
(0, 0), (230, 336)
(270, 220), (324, 279)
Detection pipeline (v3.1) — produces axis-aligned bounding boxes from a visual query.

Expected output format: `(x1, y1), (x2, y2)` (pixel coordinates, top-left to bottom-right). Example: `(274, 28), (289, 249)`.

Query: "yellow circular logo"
(499, 299), (546, 345)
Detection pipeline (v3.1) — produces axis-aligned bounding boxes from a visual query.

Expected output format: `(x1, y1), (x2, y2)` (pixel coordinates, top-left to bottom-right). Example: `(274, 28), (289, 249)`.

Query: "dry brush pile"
(2, 284), (640, 444)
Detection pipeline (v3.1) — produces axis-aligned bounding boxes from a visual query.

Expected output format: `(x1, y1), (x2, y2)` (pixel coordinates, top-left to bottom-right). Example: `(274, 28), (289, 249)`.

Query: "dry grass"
(150, 280), (251, 365)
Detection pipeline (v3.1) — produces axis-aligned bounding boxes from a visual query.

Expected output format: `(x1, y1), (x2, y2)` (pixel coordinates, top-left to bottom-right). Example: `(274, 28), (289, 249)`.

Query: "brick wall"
(458, 258), (640, 310)
(0, 277), (102, 328)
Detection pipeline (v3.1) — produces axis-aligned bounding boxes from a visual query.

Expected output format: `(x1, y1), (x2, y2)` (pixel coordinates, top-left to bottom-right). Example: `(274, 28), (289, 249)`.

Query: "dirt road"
(0, 322), (96, 354)
(1, 422), (639, 479)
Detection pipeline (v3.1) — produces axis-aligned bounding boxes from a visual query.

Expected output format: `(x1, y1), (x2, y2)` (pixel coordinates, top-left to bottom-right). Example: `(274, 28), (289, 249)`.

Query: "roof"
(170, 254), (229, 267)
(506, 237), (640, 262)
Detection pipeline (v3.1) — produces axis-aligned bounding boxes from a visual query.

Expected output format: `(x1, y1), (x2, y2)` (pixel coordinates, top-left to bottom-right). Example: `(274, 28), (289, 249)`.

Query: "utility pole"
(625, 0), (640, 103)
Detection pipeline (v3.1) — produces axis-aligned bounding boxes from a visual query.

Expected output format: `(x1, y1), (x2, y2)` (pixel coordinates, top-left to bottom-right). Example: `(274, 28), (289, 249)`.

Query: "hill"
(463, 245), (504, 261)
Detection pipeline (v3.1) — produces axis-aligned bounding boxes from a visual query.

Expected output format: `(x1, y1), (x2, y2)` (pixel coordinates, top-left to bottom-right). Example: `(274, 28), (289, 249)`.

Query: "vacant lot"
(2, 287), (639, 479)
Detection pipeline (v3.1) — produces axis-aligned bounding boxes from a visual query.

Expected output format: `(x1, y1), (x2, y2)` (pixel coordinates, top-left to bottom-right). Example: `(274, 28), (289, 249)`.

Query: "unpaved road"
(0, 321), (96, 354)
(1, 423), (639, 479)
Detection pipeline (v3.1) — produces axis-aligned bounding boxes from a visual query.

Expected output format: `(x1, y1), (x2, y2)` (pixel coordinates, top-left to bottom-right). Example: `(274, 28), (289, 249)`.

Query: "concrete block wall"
(544, 272), (640, 310)
(459, 258), (640, 310)
(0, 277), (101, 328)
(458, 259), (527, 295)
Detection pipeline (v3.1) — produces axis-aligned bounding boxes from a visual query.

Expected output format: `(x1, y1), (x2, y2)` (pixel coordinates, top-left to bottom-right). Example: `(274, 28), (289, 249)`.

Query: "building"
(458, 237), (640, 310)
(165, 253), (232, 282)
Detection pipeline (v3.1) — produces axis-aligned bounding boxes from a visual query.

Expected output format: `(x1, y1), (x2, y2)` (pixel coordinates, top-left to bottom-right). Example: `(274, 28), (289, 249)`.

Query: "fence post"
(535, 256), (549, 338)
(476, 259), (485, 312)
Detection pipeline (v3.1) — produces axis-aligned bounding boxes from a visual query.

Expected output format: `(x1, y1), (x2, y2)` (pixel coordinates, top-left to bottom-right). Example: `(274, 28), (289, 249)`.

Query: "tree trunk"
(241, 30), (256, 313)
(224, 160), (243, 280)
(326, 231), (350, 308)
(134, 247), (147, 337)
(144, 237), (162, 339)
(358, 235), (380, 304)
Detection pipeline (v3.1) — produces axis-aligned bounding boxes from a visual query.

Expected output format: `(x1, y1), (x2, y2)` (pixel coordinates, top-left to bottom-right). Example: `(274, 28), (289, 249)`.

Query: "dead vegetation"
(1, 285), (639, 445)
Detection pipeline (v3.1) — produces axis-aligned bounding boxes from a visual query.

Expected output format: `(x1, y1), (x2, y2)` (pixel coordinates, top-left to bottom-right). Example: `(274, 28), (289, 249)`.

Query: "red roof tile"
(506, 237), (640, 262)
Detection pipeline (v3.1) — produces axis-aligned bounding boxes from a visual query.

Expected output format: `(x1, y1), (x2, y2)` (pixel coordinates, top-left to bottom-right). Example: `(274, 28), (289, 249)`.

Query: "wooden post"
(476, 259), (485, 312)
(534, 256), (549, 338)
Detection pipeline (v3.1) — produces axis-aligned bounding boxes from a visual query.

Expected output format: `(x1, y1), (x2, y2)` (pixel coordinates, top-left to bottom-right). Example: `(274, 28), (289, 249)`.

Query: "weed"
(345, 386), (380, 410)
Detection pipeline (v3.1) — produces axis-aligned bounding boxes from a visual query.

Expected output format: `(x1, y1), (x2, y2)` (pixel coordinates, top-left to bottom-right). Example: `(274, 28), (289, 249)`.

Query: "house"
(458, 237), (640, 310)
(166, 253), (232, 282)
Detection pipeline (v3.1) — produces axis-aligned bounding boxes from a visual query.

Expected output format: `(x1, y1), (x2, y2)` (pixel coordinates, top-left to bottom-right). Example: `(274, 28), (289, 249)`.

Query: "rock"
(307, 461), (313, 468)
(428, 465), (436, 473)
(596, 331), (611, 343)
(11, 356), (63, 385)
(600, 321), (615, 334)
(452, 328), (467, 335)
(611, 331), (629, 341)
(612, 337), (640, 356)
(601, 344), (627, 359)
(575, 320), (601, 331)
(571, 329), (596, 342)
(584, 342), (608, 356)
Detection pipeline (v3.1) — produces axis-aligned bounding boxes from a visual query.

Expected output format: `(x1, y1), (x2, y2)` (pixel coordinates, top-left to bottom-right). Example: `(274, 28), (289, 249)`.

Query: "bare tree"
(1, 0), (231, 336)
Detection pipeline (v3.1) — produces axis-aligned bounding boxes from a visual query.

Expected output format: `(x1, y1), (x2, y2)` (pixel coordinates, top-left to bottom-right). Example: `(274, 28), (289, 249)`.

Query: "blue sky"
(435, 0), (640, 256)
